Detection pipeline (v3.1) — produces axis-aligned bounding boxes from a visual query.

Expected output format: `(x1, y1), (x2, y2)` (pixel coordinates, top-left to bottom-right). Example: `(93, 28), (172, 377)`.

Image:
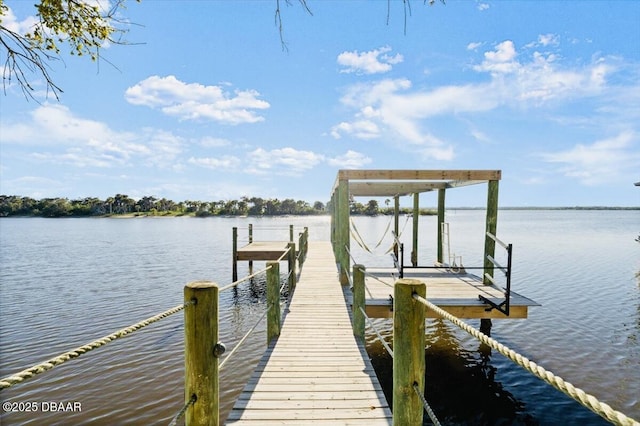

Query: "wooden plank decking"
(225, 241), (393, 425)
(358, 267), (539, 319)
(236, 241), (290, 261)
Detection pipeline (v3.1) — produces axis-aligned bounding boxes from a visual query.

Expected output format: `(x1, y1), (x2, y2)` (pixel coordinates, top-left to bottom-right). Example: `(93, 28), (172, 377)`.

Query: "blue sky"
(1, 0), (639, 207)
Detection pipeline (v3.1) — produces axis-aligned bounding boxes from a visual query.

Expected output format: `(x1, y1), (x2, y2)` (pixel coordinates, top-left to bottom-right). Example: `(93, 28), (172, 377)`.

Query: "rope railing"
(219, 305), (271, 371)
(220, 264), (273, 292)
(276, 246), (291, 262)
(168, 393), (197, 426)
(0, 302), (190, 390)
(354, 276), (440, 426)
(359, 306), (393, 357)
(412, 293), (640, 426)
(363, 270), (394, 288)
(413, 382), (442, 426)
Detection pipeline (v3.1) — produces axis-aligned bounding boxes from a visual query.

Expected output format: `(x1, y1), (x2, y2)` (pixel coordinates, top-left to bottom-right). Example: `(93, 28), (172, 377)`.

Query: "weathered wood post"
(287, 242), (296, 294)
(412, 193), (419, 267)
(483, 180), (499, 285)
(302, 227), (309, 264)
(393, 195), (400, 258)
(266, 261), (281, 344)
(184, 281), (220, 426)
(298, 231), (304, 268)
(289, 224), (294, 243)
(232, 227), (238, 281)
(393, 278), (426, 426)
(336, 176), (350, 285)
(352, 264), (366, 339)
(437, 188), (446, 264)
(248, 223), (253, 275)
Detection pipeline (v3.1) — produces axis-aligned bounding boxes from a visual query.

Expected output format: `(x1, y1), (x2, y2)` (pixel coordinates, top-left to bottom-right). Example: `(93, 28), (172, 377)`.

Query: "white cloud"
(247, 148), (325, 175)
(467, 42), (483, 51)
(327, 150), (372, 169)
(474, 40), (519, 74)
(330, 37), (625, 162)
(200, 137), (231, 147)
(477, 2), (490, 11)
(539, 131), (639, 185)
(1, 104), (183, 169)
(330, 120), (380, 139)
(125, 75), (270, 124)
(538, 33), (560, 47)
(188, 156), (241, 170)
(1, 6), (38, 34)
(337, 46), (403, 75)
(331, 77), (492, 156)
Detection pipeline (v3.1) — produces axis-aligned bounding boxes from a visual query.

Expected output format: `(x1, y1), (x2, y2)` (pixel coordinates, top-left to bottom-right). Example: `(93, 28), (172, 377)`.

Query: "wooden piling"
(336, 178), (350, 284)
(437, 188), (446, 264)
(393, 278), (426, 426)
(287, 242), (296, 293)
(248, 224), (253, 275)
(412, 193), (419, 267)
(232, 227), (238, 281)
(266, 261), (281, 344)
(483, 180), (499, 285)
(352, 264), (365, 339)
(393, 195), (400, 258)
(184, 281), (220, 426)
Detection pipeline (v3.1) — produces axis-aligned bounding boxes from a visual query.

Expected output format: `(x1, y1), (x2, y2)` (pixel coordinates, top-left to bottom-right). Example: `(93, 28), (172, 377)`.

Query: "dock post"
(266, 261), (281, 344)
(412, 193), (419, 267)
(483, 180), (499, 285)
(287, 242), (296, 293)
(437, 189), (446, 264)
(303, 227), (309, 264)
(289, 224), (294, 242)
(232, 227), (238, 281)
(352, 264), (366, 339)
(298, 228), (308, 268)
(184, 281), (220, 426)
(336, 176), (350, 284)
(248, 224), (253, 275)
(393, 278), (426, 426)
(393, 195), (400, 258)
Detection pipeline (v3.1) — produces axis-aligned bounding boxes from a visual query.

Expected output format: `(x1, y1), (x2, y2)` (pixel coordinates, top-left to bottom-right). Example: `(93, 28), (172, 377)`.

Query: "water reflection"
(367, 318), (537, 425)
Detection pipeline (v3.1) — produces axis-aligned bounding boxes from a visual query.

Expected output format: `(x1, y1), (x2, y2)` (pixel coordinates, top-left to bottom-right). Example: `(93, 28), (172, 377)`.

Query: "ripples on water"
(1, 212), (638, 425)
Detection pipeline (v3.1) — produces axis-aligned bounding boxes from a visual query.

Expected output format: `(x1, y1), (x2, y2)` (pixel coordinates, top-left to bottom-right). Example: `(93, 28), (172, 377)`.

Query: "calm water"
(0, 211), (638, 425)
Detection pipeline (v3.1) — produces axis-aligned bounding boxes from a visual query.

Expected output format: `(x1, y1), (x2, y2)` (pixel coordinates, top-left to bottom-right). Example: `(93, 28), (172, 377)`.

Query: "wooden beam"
(445, 180), (488, 189)
(365, 303), (529, 319)
(348, 182), (438, 197)
(339, 169), (501, 181)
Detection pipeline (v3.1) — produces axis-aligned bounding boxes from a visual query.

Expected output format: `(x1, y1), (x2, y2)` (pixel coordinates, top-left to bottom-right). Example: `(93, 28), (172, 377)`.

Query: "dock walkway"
(226, 241), (393, 425)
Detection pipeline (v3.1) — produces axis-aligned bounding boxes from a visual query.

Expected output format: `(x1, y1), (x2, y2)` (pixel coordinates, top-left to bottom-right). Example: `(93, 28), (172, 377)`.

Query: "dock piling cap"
(396, 278), (424, 286)
(186, 281), (218, 289)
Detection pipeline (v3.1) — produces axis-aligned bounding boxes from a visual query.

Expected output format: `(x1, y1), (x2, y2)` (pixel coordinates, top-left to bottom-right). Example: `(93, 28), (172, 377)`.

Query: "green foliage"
(0, 194), (330, 217)
(27, 0), (115, 60)
(0, 0), (135, 99)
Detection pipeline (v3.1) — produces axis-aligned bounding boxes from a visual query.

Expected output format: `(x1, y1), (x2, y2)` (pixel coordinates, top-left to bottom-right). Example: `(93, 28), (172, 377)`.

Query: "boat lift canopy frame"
(329, 169), (509, 314)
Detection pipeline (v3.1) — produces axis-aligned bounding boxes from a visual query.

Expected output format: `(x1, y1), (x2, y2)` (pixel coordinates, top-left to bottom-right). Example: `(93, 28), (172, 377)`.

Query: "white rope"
(412, 294), (640, 426)
(220, 265), (272, 292)
(0, 303), (188, 389)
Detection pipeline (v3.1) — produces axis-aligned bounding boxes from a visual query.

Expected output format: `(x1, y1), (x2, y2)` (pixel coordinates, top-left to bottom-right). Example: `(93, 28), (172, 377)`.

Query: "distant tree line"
(0, 195), (433, 218)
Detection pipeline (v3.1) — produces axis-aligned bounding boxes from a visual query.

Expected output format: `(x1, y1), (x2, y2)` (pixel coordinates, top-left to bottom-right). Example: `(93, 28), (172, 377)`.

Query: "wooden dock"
(358, 268), (539, 319)
(236, 241), (291, 262)
(225, 241), (393, 425)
